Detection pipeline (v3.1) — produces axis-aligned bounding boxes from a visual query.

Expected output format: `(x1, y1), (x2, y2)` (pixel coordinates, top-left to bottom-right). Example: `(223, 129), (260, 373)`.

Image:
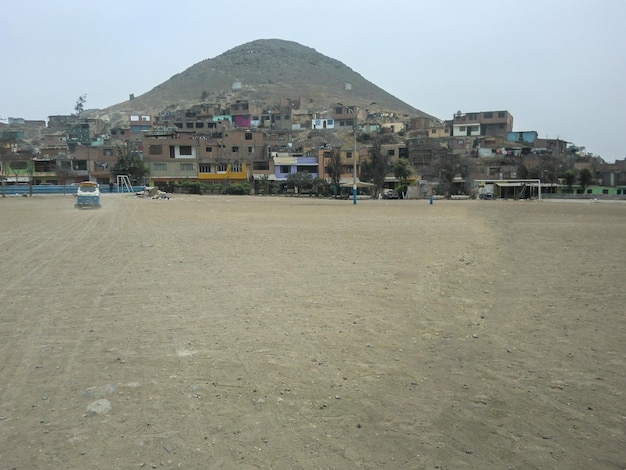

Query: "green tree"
(357, 132), (372, 143)
(326, 148), (342, 195)
(393, 158), (413, 186)
(366, 139), (390, 196)
(74, 94), (87, 117)
(517, 164), (529, 179)
(564, 169), (576, 193)
(578, 167), (593, 193)
(435, 152), (460, 196)
(223, 181), (251, 195)
(528, 167), (542, 179)
(111, 146), (149, 184)
(312, 176), (327, 196)
(541, 162), (560, 184)
(286, 172), (313, 194)
(255, 174), (270, 195)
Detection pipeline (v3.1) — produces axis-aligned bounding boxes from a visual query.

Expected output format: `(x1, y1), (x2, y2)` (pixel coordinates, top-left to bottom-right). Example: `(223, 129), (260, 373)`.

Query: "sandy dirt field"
(0, 193), (624, 469)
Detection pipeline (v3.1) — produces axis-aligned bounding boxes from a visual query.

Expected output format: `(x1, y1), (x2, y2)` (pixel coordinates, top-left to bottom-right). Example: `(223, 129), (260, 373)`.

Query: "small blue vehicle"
(75, 181), (101, 208)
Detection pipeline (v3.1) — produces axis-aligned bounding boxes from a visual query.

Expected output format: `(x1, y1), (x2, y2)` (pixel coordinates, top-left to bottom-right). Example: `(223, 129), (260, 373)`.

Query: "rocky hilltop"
(96, 39), (432, 121)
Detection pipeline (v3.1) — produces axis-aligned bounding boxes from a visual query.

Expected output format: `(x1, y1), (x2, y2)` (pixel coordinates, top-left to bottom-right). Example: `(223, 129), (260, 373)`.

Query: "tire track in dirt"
(0, 196), (137, 436)
(2, 197), (624, 468)
(0, 195), (161, 468)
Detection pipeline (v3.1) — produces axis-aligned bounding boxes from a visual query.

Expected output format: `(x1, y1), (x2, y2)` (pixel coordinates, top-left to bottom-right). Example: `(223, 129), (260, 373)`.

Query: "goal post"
(116, 175), (133, 193)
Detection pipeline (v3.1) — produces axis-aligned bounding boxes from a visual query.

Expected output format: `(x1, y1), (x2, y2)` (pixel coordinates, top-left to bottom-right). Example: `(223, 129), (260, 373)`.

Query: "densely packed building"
(1, 100), (624, 198)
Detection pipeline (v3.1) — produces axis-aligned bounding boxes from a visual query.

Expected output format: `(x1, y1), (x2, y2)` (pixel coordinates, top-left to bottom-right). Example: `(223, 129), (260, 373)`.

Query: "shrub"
(224, 182), (252, 195)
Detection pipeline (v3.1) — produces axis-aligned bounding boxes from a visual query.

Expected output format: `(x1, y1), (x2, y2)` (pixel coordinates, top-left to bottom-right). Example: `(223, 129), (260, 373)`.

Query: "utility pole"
(337, 102), (376, 204)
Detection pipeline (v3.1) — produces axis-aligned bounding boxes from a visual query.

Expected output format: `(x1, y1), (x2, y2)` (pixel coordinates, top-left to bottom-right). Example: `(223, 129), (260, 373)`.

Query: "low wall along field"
(0, 194), (624, 468)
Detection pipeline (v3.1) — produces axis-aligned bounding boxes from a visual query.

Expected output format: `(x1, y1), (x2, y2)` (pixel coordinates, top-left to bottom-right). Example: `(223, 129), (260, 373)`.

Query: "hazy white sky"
(2, 0), (624, 161)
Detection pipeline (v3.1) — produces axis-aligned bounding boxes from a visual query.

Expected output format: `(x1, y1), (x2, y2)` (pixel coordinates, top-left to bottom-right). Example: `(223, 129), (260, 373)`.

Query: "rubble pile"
(136, 187), (171, 199)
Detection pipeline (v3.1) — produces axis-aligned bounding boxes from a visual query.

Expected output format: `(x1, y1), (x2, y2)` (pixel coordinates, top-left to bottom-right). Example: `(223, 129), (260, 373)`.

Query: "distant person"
(109, 182), (114, 193)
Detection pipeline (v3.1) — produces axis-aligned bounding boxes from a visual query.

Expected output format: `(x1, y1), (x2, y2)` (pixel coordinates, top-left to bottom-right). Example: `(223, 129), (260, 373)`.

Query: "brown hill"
(98, 39), (433, 121)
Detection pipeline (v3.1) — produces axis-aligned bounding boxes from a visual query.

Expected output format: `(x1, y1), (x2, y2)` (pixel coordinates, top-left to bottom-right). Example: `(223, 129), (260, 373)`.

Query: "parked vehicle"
(75, 181), (101, 208)
(383, 189), (399, 199)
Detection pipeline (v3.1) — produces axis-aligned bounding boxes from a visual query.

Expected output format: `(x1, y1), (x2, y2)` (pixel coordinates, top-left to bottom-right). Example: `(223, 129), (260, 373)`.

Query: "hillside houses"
(1, 101), (624, 198)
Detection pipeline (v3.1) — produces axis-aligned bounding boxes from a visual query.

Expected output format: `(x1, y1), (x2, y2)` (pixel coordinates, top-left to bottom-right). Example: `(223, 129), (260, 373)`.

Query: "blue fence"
(0, 185), (146, 196)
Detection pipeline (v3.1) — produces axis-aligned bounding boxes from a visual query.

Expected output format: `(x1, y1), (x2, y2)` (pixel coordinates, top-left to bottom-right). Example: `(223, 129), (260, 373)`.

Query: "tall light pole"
(338, 103), (375, 204)
(351, 108), (358, 204)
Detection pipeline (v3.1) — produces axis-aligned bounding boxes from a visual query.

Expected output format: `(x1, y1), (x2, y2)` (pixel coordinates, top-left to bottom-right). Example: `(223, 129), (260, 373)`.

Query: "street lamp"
(351, 108), (358, 204)
(338, 102), (375, 205)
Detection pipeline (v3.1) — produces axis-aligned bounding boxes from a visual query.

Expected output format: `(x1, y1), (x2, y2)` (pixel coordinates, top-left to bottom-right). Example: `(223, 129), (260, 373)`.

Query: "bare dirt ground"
(0, 194), (624, 469)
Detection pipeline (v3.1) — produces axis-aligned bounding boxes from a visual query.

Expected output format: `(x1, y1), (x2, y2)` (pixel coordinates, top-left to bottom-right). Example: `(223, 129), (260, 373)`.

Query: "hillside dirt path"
(0, 194), (624, 469)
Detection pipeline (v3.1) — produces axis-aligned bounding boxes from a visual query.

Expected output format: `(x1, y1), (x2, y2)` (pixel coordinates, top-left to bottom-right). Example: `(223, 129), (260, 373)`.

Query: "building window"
(231, 162), (242, 172)
(483, 112), (493, 119)
(180, 163), (194, 172)
(103, 148), (113, 156)
(180, 145), (192, 155)
(247, 146), (254, 154)
(468, 113), (478, 120)
(347, 151), (353, 159)
(153, 163), (166, 171)
(217, 163), (227, 172)
(195, 122), (204, 128)
(10, 161), (28, 170)
(387, 149), (395, 156)
(470, 126), (479, 132)
(149, 145), (163, 155)
(280, 165), (290, 173)
(205, 146), (213, 153)
(245, 132), (252, 140)
(253, 161), (269, 170)
(498, 111), (505, 118)
(232, 146), (239, 153)
(431, 129), (436, 134)
(459, 126), (466, 132)
(199, 164), (211, 173)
